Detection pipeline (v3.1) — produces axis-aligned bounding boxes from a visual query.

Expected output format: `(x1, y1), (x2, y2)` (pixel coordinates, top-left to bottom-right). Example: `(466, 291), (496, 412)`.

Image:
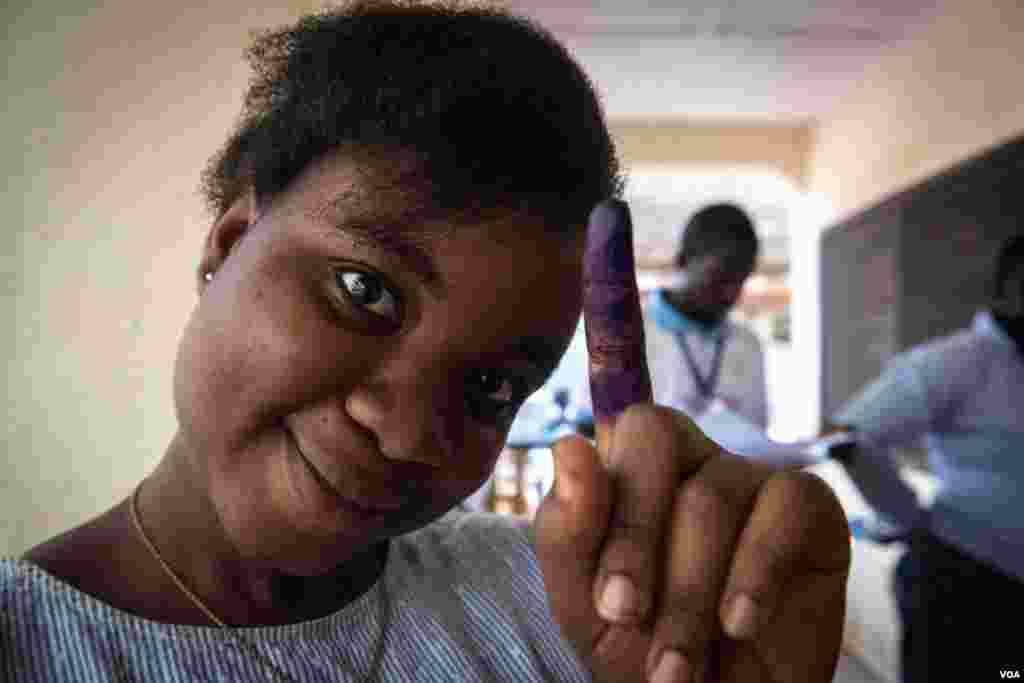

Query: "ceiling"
(624, 170), (797, 270)
(507, 0), (945, 121)
(501, 0), (947, 278)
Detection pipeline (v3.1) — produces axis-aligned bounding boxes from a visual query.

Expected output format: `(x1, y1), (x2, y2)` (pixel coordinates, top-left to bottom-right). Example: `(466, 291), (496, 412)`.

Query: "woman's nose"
(344, 375), (457, 468)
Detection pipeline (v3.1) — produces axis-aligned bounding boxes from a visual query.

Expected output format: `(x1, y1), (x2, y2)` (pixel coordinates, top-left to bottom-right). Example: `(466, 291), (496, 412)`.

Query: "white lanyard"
(678, 333), (725, 400)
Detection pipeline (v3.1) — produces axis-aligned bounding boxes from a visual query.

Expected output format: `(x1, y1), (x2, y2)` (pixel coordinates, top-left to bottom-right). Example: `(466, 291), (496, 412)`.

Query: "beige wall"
(1, 1), (308, 555)
(787, 0), (1024, 444)
(612, 120), (813, 188)
(807, 0), (1024, 220)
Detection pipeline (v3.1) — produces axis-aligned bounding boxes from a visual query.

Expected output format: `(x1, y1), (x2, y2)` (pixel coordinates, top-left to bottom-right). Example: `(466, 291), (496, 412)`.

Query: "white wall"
(611, 122), (812, 189)
(1, 1), (305, 555)
(808, 0), (1024, 220)
(792, 0), (1024, 437)
(785, 192), (835, 437)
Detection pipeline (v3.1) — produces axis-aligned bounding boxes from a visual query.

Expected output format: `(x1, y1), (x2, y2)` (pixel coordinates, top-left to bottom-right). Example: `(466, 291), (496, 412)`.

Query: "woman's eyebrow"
(330, 217), (447, 298)
(315, 203), (566, 373)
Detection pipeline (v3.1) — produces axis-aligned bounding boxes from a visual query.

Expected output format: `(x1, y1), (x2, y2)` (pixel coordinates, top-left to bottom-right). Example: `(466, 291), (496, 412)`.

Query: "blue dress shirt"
(835, 310), (1024, 581)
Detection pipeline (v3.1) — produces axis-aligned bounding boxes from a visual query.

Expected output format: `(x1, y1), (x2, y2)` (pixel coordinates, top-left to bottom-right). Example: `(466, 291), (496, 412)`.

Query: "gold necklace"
(129, 481), (389, 682)
(129, 483), (310, 683)
(130, 483), (228, 626)
(130, 483), (229, 627)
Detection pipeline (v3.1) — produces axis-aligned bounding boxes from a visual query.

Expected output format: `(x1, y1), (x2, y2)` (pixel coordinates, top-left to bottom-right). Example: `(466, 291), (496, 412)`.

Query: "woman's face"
(173, 150), (584, 573)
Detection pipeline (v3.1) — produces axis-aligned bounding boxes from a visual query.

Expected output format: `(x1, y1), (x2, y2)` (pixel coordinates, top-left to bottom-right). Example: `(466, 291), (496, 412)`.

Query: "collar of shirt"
(974, 309), (1018, 350)
(648, 289), (729, 342)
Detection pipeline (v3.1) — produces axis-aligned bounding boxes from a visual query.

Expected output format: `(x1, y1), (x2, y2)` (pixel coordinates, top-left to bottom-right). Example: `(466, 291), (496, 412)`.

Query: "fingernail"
(598, 574), (639, 620)
(651, 649), (690, 683)
(724, 593), (760, 639)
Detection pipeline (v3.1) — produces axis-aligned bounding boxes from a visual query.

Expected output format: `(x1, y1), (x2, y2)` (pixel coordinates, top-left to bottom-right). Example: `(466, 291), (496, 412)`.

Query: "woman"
(1, 2), (850, 681)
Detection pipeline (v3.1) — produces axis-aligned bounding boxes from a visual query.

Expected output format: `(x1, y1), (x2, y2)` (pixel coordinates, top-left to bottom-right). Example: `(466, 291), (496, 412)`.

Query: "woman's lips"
(285, 428), (407, 514)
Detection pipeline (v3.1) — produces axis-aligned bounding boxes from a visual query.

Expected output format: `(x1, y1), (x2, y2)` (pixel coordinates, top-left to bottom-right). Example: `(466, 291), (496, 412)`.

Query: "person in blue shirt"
(644, 203), (768, 428)
(827, 234), (1024, 682)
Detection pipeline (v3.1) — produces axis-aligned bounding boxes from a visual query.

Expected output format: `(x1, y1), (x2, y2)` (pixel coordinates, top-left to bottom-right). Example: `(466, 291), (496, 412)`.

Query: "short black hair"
(199, 0), (623, 233)
(993, 234), (1024, 299)
(676, 203), (760, 273)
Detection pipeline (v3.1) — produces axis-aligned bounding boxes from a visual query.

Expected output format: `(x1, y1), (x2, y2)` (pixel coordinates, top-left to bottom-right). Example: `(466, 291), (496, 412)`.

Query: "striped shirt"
(835, 310), (1024, 581)
(0, 511), (590, 682)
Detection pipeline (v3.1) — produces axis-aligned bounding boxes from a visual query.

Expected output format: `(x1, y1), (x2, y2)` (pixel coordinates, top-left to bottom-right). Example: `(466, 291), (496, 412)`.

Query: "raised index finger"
(583, 199), (653, 456)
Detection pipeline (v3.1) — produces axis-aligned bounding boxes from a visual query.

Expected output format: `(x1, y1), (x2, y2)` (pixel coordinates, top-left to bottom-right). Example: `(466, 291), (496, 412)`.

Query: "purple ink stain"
(583, 199), (652, 418)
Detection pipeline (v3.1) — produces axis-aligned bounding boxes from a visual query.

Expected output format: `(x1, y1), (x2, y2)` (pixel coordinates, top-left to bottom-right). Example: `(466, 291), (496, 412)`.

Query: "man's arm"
(820, 421), (856, 464)
(823, 353), (942, 529)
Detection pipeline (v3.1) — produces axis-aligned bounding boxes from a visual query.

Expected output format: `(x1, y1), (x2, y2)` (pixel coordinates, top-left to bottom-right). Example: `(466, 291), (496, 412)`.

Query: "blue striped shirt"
(1, 511), (589, 681)
(835, 310), (1024, 581)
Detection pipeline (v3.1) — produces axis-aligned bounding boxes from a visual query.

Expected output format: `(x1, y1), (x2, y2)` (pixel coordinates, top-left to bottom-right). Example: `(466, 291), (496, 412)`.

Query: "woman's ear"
(197, 190), (261, 294)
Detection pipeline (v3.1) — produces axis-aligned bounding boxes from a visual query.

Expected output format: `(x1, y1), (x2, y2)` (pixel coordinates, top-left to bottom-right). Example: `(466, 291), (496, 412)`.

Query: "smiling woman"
(1, 0), (616, 677)
(0, 1), (851, 681)
(172, 147), (587, 573)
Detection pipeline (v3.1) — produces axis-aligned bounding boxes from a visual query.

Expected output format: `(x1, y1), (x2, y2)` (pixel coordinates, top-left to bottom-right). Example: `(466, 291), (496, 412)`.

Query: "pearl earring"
(203, 272), (213, 282)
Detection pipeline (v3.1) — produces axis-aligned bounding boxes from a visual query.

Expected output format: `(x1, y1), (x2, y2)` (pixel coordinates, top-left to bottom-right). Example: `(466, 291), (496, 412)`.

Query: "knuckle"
(671, 411), (726, 458)
(678, 477), (735, 521)
(618, 404), (706, 456)
(605, 518), (661, 557)
(620, 402), (674, 427)
(763, 471), (852, 568)
(743, 536), (794, 579)
(778, 471), (848, 530)
(618, 405), (678, 446)
(612, 405), (681, 462)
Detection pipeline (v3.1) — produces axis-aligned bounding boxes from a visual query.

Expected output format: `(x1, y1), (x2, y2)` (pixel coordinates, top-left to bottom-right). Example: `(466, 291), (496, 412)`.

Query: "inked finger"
(583, 198), (653, 457)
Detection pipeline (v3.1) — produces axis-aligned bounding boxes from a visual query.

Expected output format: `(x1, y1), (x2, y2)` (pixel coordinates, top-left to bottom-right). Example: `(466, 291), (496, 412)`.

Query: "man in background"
(825, 234), (1024, 681)
(467, 203), (767, 512)
(644, 202), (767, 427)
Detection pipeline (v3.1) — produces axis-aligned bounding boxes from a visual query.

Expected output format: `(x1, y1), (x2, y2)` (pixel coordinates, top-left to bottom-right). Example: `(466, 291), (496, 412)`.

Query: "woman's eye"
(465, 369), (527, 424)
(335, 270), (400, 321)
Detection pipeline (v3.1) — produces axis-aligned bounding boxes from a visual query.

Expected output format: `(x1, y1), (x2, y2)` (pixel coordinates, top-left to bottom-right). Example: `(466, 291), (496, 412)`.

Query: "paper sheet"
(692, 402), (852, 467)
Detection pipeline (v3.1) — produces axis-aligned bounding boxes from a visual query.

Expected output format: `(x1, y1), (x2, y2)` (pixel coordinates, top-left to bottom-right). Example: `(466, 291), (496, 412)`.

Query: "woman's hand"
(532, 200), (851, 682)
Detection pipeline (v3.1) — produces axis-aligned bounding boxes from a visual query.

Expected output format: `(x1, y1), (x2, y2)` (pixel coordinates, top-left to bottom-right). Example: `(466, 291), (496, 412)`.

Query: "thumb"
(533, 434), (613, 652)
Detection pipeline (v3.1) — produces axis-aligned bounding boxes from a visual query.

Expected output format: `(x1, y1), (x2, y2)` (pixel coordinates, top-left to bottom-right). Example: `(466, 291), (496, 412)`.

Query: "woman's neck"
(133, 440), (389, 627)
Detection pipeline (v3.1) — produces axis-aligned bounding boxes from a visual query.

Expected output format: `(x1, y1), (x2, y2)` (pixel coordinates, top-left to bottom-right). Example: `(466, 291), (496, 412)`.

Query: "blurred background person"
(468, 202), (771, 516)
(644, 203), (767, 427)
(825, 234), (1024, 682)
